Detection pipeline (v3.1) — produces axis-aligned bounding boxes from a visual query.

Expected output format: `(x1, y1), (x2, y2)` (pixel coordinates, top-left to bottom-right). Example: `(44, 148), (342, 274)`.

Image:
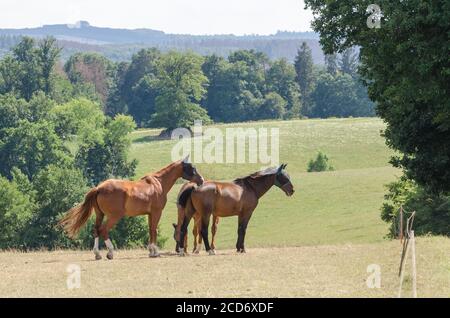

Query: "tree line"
(59, 42), (374, 131)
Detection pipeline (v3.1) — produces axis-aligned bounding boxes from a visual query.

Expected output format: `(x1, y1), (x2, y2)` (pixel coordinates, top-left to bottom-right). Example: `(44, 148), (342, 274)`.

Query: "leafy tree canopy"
(151, 51), (211, 130)
(305, 0), (450, 193)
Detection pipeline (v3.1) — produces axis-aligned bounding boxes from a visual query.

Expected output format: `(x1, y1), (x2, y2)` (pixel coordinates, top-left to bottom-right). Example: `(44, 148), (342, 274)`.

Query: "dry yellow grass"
(0, 237), (448, 298)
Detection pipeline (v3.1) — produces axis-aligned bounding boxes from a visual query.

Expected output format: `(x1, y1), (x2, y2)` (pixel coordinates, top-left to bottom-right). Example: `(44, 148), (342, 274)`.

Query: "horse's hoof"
(106, 252), (113, 260)
(149, 253), (160, 258)
(95, 254), (102, 260)
(208, 249), (216, 256)
(179, 251), (186, 257)
(193, 248), (200, 254)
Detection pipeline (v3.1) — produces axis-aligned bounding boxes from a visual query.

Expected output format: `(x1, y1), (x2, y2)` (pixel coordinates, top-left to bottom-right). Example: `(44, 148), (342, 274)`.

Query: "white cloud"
(0, 0), (313, 35)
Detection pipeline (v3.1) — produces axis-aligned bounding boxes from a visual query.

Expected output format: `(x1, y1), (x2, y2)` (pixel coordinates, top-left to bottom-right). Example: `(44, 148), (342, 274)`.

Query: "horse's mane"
(233, 167), (278, 184)
(141, 160), (180, 179)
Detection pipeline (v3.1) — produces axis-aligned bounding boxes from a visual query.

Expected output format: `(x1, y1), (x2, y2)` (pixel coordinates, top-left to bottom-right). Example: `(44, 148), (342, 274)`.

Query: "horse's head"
(181, 156), (204, 186)
(275, 164), (294, 196)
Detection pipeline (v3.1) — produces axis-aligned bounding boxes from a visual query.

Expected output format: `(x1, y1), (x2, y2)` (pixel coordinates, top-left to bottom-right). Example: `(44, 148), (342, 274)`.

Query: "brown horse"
(59, 157), (204, 260)
(173, 182), (219, 254)
(177, 164), (294, 255)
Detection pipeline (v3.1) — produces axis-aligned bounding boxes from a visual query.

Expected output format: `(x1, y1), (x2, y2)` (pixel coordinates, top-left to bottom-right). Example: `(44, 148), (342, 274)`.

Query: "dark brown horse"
(173, 182), (219, 254)
(59, 157), (203, 260)
(177, 164), (294, 255)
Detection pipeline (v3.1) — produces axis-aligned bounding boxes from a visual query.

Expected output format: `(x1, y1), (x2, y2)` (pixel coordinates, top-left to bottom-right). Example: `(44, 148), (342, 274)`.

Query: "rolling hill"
(0, 22), (325, 63)
(129, 117), (398, 250)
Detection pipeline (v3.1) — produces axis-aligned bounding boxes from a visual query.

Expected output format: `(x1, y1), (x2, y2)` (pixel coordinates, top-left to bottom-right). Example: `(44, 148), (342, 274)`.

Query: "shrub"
(307, 151), (334, 172)
(381, 176), (450, 238)
(0, 176), (35, 249)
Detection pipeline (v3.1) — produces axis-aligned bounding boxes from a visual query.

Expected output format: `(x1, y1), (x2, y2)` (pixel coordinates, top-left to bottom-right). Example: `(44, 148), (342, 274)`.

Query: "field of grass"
(2, 117), (448, 298)
(129, 118), (399, 249)
(1, 237), (449, 297)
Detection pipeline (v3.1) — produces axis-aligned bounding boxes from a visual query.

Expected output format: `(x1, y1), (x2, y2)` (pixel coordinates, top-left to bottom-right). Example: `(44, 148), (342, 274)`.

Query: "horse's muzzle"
(281, 183), (294, 196)
(196, 176), (205, 186)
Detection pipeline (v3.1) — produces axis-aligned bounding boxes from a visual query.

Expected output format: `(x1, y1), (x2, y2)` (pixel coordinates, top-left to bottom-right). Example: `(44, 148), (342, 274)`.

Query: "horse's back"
(96, 178), (162, 216)
(193, 181), (245, 216)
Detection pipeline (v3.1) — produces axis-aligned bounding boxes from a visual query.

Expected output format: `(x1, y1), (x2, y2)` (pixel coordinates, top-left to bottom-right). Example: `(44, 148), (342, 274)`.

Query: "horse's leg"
(193, 214), (202, 254)
(93, 210), (104, 260)
(99, 215), (121, 260)
(236, 213), (253, 253)
(184, 230), (188, 254)
(176, 205), (186, 254)
(192, 220), (198, 253)
(148, 210), (162, 257)
(179, 203), (196, 256)
(210, 215), (219, 252)
(200, 211), (214, 255)
(197, 223), (203, 247)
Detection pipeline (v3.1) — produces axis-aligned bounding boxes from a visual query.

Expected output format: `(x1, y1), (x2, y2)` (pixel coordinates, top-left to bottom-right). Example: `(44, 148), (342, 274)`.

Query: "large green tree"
(0, 175), (35, 249)
(0, 119), (71, 180)
(22, 165), (88, 249)
(37, 37), (62, 95)
(75, 114), (137, 185)
(151, 51), (211, 131)
(258, 92), (287, 120)
(0, 36), (61, 100)
(266, 58), (301, 118)
(339, 47), (358, 77)
(51, 98), (105, 144)
(64, 52), (114, 106)
(294, 42), (315, 116)
(324, 54), (338, 75)
(310, 72), (375, 118)
(305, 0), (450, 194)
(113, 48), (161, 126)
(201, 54), (230, 121)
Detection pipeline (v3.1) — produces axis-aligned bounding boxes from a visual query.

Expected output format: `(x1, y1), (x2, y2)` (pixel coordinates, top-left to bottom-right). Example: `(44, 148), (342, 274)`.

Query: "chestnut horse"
(177, 164), (294, 255)
(173, 182), (219, 254)
(59, 157), (204, 260)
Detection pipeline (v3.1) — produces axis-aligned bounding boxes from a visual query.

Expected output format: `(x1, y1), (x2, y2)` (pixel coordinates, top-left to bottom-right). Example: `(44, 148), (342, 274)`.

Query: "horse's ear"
(277, 164), (284, 173)
(182, 155), (190, 163)
(172, 223), (177, 228)
(283, 163), (288, 169)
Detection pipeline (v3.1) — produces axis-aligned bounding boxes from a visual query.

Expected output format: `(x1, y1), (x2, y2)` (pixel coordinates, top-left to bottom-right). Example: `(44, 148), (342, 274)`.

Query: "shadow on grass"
(132, 135), (165, 144)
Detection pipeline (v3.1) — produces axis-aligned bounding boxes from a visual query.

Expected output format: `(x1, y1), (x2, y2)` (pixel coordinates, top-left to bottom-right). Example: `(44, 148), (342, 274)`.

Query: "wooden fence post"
(410, 230), (417, 298)
(398, 240), (409, 298)
(399, 206), (404, 242)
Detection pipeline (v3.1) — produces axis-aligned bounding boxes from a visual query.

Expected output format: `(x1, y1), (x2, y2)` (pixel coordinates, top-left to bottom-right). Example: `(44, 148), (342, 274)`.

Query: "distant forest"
(0, 36), (374, 130)
(0, 22), (324, 63)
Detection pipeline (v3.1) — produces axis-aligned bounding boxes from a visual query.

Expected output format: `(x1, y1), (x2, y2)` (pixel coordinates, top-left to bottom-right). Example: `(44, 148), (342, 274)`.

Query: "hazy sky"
(0, 0), (314, 35)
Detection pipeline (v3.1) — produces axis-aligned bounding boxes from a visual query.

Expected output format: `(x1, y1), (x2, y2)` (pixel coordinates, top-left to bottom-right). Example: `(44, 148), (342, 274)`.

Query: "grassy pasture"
(1, 237), (448, 297)
(129, 118), (398, 249)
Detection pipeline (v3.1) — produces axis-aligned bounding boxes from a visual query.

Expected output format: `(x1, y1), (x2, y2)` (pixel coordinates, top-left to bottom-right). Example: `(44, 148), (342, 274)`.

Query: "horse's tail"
(184, 192), (196, 218)
(58, 187), (98, 238)
(177, 183), (197, 208)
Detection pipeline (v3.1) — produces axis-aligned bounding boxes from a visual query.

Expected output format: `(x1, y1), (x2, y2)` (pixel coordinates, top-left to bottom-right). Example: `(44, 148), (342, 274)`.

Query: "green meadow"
(129, 117), (399, 250)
